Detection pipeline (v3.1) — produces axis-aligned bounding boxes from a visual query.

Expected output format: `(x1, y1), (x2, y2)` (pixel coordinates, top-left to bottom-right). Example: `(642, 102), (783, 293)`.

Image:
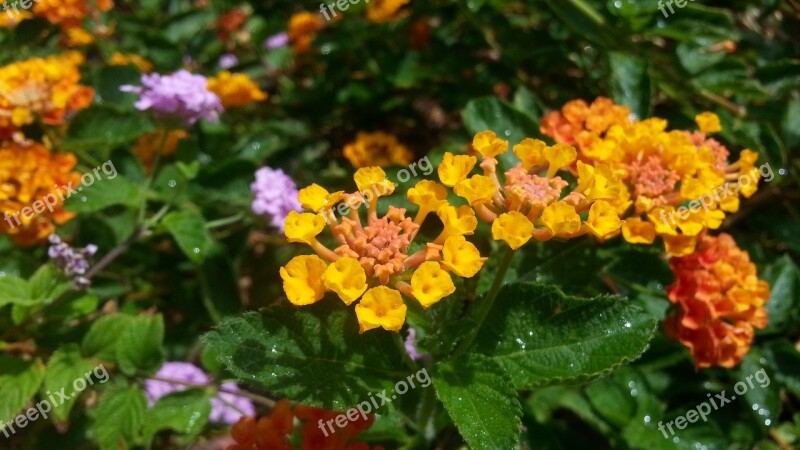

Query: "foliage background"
(0, 0), (798, 449)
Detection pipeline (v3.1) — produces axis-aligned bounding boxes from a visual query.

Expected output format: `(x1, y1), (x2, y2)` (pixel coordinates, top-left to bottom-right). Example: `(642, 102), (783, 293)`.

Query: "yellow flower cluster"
(0, 140), (81, 246)
(366, 0), (411, 23)
(439, 131), (626, 250)
(541, 98), (761, 256)
(343, 132), (414, 168)
(0, 52), (94, 139)
(281, 167), (486, 333)
(32, 0), (113, 29)
(207, 71), (268, 108)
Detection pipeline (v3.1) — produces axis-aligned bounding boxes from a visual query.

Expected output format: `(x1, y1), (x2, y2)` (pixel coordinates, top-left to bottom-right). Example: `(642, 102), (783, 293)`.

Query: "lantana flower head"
(541, 97), (763, 256)
(120, 70), (222, 126)
(343, 131), (414, 168)
(0, 141), (81, 246)
(440, 130), (626, 250)
(664, 233), (769, 368)
(251, 166), (303, 232)
(32, 0), (113, 30)
(0, 52), (94, 138)
(281, 167), (486, 333)
(287, 12), (325, 53)
(366, 0), (411, 23)
(207, 71), (268, 108)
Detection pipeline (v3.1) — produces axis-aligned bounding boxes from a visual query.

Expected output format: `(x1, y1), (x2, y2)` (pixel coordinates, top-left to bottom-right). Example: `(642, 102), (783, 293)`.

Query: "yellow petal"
(355, 286), (407, 333)
(284, 211), (326, 245)
(491, 211), (533, 250)
(441, 236), (487, 278)
(354, 167), (395, 197)
(454, 175), (497, 206)
(322, 257), (367, 305)
(621, 218), (656, 244)
(298, 183), (330, 211)
(544, 144), (577, 178)
(513, 138), (547, 170)
(541, 202), (581, 237)
(411, 261), (456, 308)
(662, 234), (697, 257)
(695, 112), (722, 134)
(585, 200), (621, 239)
(279, 255), (328, 305)
(438, 152), (477, 187)
(408, 180), (448, 212)
(437, 205), (478, 238)
(472, 130), (509, 158)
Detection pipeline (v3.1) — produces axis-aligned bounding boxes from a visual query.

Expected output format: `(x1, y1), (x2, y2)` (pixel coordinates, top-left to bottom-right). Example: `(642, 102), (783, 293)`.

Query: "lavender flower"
(120, 70), (222, 126)
(145, 362), (255, 425)
(264, 32), (289, 50)
(251, 167), (302, 232)
(219, 53), (239, 69)
(48, 234), (98, 289)
(210, 382), (257, 425)
(404, 328), (424, 361)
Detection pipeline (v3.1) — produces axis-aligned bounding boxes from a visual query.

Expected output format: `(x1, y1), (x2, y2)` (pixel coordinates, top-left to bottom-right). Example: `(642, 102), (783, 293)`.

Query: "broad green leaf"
(0, 356), (45, 427)
(88, 385), (147, 450)
(82, 314), (133, 361)
(142, 390), (211, 444)
(737, 351), (780, 433)
(64, 175), (143, 213)
(762, 340), (800, 399)
(28, 265), (71, 302)
(0, 274), (32, 307)
(202, 301), (407, 410)
(462, 97), (539, 167)
(42, 345), (97, 422)
(760, 255), (800, 335)
(162, 210), (214, 263)
(433, 354), (521, 450)
(116, 315), (165, 376)
(472, 282), (657, 389)
(782, 100), (800, 150)
(62, 105), (155, 154)
(609, 52), (651, 119)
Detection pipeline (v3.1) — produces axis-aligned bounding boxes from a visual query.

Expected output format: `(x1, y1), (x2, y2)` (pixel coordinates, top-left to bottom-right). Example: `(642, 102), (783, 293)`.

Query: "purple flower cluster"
(264, 32), (289, 50)
(251, 167), (302, 232)
(121, 70), (222, 126)
(145, 362), (256, 425)
(48, 234), (98, 289)
(218, 53), (239, 69)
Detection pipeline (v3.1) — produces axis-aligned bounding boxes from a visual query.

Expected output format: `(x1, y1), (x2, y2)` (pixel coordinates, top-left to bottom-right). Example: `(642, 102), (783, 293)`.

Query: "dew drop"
(630, 389), (638, 397)
(253, 142), (261, 150)
(504, 130), (511, 137)
(168, 180), (177, 188)
(193, 248), (200, 254)
(779, 168), (787, 176)
(643, 415), (651, 424)
(80, 196), (87, 202)
(624, 321), (632, 328)
(752, 403), (759, 411)
(673, 437), (680, 443)
(765, 419), (771, 426)
(322, 45), (331, 54)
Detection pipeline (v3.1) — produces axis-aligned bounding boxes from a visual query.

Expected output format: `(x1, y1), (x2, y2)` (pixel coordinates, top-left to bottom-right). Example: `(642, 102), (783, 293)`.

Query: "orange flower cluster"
(343, 132), (413, 168)
(664, 233), (770, 368)
(228, 400), (383, 450)
(32, 0), (113, 30)
(133, 129), (189, 173)
(288, 12), (325, 53)
(0, 52), (94, 138)
(0, 140), (81, 246)
(541, 97), (762, 256)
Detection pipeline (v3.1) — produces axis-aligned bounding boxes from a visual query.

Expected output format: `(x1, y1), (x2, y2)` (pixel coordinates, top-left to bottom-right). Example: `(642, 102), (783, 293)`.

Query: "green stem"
(451, 247), (515, 359)
(205, 213), (245, 230)
(416, 385), (436, 441)
(394, 332), (419, 372)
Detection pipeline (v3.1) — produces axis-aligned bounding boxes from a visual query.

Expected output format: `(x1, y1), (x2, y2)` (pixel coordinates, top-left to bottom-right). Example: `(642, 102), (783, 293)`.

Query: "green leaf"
(0, 356), (45, 426)
(472, 282), (657, 389)
(82, 314), (132, 361)
(737, 351), (780, 433)
(202, 301), (407, 410)
(82, 313), (164, 375)
(116, 315), (165, 376)
(42, 345), (97, 422)
(762, 340), (800, 399)
(609, 52), (651, 119)
(142, 390), (211, 444)
(0, 274), (33, 307)
(28, 265), (71, 302)
(433, 354), (521, 450)
(462, 97), (539, 167)
(88, 385), (147, 450)
(162, 210), (214, 263)
(64, 175), (143, 213)
(761, 255), (800, 335)
(62, 105), (155, 155)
